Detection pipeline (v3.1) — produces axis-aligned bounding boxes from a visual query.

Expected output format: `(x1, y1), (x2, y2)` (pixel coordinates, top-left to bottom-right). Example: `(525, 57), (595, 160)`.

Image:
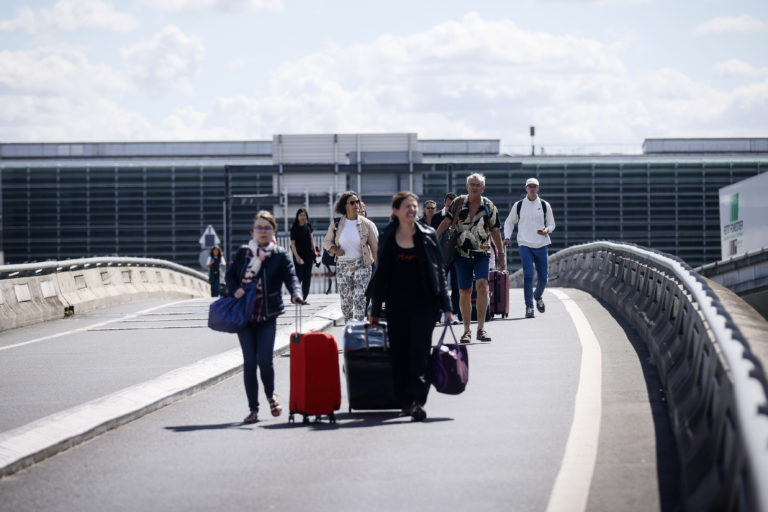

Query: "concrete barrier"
(0, 257), (209, 332)
(511, 242), (768, 512)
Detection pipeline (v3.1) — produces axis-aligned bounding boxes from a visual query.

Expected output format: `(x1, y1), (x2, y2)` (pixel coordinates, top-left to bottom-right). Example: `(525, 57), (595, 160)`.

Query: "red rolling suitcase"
(489, 270), (509, 318)
(289, 307), (341, 424)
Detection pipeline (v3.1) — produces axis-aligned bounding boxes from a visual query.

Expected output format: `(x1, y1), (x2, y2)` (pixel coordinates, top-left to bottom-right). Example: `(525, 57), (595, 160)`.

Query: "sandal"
(460, 331), (472, 344)
(476, 328), (492, 342)
(268, 396), (283, 417)
(243, 410), (258, 424)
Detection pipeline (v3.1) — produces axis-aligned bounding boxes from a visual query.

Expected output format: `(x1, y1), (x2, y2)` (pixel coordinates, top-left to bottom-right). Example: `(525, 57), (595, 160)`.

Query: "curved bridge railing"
(511, 241), (768, 512)
(0, 257), (209, 331)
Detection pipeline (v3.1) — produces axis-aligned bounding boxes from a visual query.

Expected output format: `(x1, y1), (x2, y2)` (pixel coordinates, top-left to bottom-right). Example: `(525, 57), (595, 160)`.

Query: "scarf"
(242, 240), (277, 285)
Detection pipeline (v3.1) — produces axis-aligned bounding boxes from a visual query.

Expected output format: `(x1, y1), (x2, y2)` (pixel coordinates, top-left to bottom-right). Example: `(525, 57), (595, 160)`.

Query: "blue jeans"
(519, 245), (549, 308)
(236, 318), (277, 412)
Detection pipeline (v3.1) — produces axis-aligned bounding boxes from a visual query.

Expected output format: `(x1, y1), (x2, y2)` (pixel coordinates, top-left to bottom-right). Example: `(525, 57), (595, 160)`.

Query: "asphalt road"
(0, 288), (682, 512)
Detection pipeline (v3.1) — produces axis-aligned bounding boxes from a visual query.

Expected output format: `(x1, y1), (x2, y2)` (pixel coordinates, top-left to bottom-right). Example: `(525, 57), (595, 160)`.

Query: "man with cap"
(503, 177), (556, 318)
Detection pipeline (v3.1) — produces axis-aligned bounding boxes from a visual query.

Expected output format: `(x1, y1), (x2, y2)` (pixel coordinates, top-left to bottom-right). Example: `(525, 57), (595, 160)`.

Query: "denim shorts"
(454, 253), (490, 290)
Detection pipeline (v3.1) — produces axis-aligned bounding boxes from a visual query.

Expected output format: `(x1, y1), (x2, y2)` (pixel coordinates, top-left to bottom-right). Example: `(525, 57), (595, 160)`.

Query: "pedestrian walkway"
(0, 294), (343, 478)
(0, 288), (681, 511)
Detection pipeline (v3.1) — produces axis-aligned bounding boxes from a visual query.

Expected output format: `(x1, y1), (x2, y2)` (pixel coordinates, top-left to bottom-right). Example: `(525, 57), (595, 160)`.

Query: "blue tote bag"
(208, 283), (258, 333)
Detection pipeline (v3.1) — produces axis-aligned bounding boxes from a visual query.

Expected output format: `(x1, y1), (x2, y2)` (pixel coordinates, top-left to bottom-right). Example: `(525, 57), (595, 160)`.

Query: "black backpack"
(516, 198), (548, 226)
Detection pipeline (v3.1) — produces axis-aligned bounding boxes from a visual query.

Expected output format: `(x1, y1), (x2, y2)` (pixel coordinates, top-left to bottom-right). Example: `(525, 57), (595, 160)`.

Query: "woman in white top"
(323, 191), (378, 321)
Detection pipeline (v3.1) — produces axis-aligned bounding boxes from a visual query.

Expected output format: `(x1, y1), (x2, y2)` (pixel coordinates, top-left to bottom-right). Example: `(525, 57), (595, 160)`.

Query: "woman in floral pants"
(323, 190), (378, 321)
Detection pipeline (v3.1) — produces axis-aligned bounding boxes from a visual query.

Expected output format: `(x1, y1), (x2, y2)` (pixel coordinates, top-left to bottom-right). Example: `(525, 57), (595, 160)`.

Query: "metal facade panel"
(278, 173), (347, 195)
(643, 138), (768, 154)
(0, 141), (272, 159)
(420, 139), (500, 155)
(273, 133), (417, 164)
(360, 173), (399, 196)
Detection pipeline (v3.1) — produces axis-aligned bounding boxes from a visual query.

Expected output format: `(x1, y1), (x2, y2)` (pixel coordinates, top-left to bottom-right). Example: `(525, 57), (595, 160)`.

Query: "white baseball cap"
(525, 177), (539, 187)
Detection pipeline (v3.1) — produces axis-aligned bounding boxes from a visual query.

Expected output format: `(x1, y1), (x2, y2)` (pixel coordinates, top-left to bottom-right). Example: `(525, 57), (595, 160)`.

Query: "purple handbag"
(207, 283), (258, 333)
(430, 324), (469, 395)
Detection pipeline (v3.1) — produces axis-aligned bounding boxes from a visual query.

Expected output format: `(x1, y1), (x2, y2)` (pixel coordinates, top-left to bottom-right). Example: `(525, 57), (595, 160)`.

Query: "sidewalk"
(0, 295), (344, 478)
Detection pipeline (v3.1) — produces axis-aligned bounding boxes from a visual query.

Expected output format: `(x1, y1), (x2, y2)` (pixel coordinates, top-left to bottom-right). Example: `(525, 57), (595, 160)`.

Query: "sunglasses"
(347, 199), (360, 205)
(526, 184), (539, 189)
(425, 206), (436, 210)
(254, 225), (274, 232)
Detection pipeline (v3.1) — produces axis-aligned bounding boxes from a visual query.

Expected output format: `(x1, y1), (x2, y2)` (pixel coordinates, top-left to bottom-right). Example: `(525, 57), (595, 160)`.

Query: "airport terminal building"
(1, 134), (766, 270)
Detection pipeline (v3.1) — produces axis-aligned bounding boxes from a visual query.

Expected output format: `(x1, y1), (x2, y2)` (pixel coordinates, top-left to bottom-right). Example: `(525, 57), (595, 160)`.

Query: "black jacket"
(368, 219), (452, 317)
(225, 245), (301, 321)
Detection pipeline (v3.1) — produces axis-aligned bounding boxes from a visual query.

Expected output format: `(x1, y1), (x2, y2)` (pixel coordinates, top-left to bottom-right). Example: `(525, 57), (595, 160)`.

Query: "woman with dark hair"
(290, 207), (318, 303)
(206, 245), (226, 297)
(323, 190), (378, 322)
(368, 191), (453, 421)
(225, 210), (303, 424)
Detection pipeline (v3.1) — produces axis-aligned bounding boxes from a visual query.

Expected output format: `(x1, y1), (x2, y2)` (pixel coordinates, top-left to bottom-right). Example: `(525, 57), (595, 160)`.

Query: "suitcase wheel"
(329, 412), (336, 424)
(303, 415), (310, 424)
(288, 412), (295, 423)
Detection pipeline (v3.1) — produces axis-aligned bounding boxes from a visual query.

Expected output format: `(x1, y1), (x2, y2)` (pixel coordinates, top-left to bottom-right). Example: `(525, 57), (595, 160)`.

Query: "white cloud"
(180, 12), (764, 147)
(139, 0), (283, 12)
(193, 13), (632, 142)
(0, 48), (129, 96)
(228, 57), (250, 72)
(0, 96), (154, 141)
(716, 59), (768, 78)
(535, 0), (655, 3)
(696, 15), (766, 35)
(0, 7), (36, 32)
(0, 11), (764, 146)
(121, 26), (205, 96)
(0, 0), (139, 33)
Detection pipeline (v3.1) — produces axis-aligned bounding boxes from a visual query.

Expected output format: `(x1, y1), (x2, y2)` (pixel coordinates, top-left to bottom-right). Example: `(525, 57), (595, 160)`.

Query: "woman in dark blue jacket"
(368, 192), (453, 421)
(225, 210), (302, 424)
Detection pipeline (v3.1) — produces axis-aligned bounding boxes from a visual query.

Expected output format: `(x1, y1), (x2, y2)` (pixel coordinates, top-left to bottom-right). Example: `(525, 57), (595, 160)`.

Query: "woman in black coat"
(368, 192), (453, 421)
(225, 210), (302, 424)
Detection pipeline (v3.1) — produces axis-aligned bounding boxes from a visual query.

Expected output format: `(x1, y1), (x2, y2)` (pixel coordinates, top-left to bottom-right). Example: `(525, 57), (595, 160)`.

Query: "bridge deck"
(0, 289), (682, 511)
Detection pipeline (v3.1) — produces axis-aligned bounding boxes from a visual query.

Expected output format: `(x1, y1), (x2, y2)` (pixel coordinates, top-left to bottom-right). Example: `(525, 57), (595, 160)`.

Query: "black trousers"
(294, 260), (313, 300)
(386, 301), (439, 406)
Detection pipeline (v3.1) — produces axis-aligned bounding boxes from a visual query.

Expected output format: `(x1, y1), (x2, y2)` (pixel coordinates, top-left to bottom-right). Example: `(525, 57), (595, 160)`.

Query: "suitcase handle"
(363, 323), (388, 350)
(295, 303), (302, 333)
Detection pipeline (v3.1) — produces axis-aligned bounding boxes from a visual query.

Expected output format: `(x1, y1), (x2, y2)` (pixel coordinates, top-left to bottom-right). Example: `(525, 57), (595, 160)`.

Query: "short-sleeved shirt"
(290, 223), (314, 261)
(445, 195), (501, 258)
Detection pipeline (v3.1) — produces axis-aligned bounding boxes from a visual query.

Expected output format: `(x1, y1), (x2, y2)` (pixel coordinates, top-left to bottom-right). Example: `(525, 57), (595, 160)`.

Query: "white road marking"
(0, 300), (191, 352)
(546, 288), (603, 512)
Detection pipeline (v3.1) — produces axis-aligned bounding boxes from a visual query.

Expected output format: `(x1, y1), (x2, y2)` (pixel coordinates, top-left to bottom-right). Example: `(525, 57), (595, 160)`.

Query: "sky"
(0, 0), (766, 154)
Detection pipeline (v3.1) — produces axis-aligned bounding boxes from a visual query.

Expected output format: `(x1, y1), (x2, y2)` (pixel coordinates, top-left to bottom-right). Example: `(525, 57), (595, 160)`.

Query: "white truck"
(719, 171), (768, 260)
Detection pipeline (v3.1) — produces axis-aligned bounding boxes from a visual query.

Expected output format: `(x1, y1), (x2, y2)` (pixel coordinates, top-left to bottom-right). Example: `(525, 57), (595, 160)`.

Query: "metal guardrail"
(0, 256), (209, 282)
(511, 241), (768, 511)
(695, 246), (768, 276)
(695, 247), (768, 299)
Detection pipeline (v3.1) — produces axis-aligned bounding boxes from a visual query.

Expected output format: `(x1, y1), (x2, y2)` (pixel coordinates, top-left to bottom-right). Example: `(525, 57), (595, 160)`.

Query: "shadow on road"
(258, 411), (454, 430)
(164, 422), (254, 432)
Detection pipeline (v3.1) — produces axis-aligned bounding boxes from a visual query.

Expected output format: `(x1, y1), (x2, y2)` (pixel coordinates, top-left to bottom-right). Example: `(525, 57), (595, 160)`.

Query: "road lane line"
(0, 300), (192, 352)
(546, 288), (603, 512)
(0, 301), (343, 478)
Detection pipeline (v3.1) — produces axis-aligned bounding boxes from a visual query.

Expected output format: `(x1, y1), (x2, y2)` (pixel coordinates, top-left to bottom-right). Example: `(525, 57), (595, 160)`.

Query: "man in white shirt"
(503, 178), (556, 318)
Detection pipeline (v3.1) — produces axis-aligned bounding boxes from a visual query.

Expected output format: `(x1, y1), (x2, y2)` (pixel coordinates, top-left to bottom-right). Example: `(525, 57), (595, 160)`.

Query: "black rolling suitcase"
(343, 320), (401, 412)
